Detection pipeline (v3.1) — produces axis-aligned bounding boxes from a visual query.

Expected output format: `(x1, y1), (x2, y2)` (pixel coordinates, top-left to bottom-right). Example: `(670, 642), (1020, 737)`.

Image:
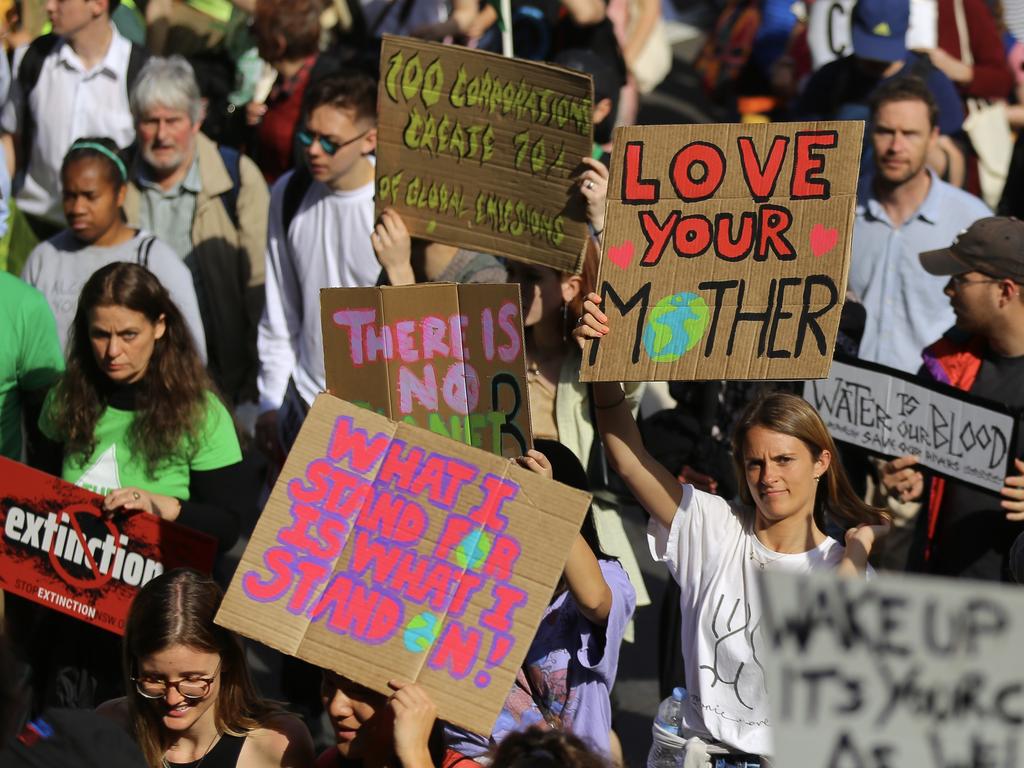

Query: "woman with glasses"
(99, 568), (315, 768)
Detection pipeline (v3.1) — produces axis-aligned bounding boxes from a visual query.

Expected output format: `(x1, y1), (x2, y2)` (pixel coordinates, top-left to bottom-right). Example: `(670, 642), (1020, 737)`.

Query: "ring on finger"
(132, 491), (141, 501)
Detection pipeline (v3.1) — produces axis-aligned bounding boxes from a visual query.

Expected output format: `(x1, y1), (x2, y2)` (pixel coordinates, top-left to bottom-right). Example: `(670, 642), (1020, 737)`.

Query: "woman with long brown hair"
(99, 568), (314, 768)
(37, 261), (245, 553)
(575, 293), (890, 766)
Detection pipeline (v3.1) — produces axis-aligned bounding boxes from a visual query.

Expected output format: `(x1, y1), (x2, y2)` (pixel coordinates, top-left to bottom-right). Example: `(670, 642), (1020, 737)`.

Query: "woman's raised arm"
(574, 294), (683, 529)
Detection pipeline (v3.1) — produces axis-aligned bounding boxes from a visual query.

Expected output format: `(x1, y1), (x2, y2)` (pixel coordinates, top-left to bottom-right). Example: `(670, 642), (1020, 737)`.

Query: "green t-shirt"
(0, 273), (64, 460)
(40, 390), (241, 499)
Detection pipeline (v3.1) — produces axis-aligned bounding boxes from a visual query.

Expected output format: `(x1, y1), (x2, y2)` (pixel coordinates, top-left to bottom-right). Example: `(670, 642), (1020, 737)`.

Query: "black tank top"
(165, 734), (246, 768)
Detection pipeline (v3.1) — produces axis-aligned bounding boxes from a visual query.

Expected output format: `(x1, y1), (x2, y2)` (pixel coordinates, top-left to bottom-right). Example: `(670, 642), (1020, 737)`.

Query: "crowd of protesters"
(2, 0), (1024, 766)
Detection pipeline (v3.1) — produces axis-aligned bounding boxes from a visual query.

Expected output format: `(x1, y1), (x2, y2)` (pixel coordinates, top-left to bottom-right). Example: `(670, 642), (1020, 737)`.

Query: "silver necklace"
(748, 540), (788, 570)
(162, 733), (221, 768)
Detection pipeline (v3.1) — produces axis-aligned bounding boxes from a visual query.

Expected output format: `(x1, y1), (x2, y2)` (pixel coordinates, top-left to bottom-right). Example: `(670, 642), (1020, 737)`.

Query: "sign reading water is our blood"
(581, 121), (863, 383)
(0, 457), (216, 634)
(216, 395), (590, 735)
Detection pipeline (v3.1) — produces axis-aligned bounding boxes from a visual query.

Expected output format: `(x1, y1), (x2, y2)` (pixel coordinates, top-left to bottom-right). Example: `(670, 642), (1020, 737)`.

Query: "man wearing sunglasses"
(257, 71), (382, 463)
(879, 217), (1024, 581)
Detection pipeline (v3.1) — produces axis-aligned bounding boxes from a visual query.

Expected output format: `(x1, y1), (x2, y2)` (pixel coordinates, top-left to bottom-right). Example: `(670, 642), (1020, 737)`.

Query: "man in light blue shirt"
(850, 76), (990, 373)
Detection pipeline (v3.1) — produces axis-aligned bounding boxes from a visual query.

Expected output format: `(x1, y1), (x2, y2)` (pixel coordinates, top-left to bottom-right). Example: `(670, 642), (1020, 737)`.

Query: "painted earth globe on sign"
(642, 291), (710, 362)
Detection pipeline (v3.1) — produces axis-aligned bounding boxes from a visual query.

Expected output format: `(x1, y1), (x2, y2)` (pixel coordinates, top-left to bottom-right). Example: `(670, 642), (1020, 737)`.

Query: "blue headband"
(69, 141), (128, 181)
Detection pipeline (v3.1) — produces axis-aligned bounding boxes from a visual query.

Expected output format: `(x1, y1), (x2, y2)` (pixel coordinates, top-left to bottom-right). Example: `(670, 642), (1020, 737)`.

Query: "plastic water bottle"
(648, 687), (687, 768)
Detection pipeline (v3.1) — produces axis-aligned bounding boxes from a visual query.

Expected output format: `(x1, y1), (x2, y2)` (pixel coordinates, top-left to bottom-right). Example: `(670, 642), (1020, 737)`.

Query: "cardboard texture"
(581, 121), (864, 382)
(804, 358), (1019, 493)
(761, 569), (1024, 766)
(321, 283), (533, 458)
(216, 394), (591, 735)
(0, 457), (216, 635)
(375, 35), (593, 274)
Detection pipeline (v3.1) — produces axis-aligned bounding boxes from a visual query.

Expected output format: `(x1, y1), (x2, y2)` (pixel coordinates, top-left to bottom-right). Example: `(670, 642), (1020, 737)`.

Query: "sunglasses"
(948, 274), (1001, 287)
(297, 128), (369, 156)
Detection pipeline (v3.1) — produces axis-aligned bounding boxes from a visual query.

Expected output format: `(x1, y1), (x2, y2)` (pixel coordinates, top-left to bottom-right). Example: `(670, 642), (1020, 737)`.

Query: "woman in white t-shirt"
(575, 293), (891, 762)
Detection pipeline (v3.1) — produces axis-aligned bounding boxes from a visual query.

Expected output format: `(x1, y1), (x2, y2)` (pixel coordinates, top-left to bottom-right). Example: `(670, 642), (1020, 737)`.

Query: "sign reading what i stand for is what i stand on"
(216, 395), (590, 735)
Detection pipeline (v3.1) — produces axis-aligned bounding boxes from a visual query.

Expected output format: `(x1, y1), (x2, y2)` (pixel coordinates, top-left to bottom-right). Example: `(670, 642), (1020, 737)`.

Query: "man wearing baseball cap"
(796, 0), (965, 147)
(881, 216), (1024, 580)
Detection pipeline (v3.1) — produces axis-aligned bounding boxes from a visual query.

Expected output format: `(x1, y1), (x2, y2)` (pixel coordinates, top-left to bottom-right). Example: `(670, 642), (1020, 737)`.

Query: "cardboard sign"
(761, 569), (1024, 766)
(321, 283), (533, 458)
(216, 394), (591, 735)
(0, 458), (217, 634)
(580, 121), (863, 383)
(804, 358), (1019, 493)
(807, 0), (937, 70)
(375, 35), (593, 274)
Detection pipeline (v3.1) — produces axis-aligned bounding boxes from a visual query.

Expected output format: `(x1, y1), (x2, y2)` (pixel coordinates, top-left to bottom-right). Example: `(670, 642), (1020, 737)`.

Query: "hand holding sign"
(387, 679), (438, 768)
(102, 486), (180, 521)
(1001, 458), (1024, 521)
(575, 292), (610, 343)
(515, 449), (553, 480)
(880, 455), (925, 503)
(575, 157), (609, 236)
(372, 208), (415, 287)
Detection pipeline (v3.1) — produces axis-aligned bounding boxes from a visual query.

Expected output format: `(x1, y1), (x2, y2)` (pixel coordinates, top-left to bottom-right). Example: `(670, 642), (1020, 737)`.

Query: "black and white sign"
(761, 569), (1024, 767)
(804, 358), (1018, 493)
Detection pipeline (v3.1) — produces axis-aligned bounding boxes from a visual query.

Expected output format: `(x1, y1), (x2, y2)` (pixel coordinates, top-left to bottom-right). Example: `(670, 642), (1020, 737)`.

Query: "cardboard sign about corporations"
(321, 284), (533, 459)
(581, 121), (863, 383)
(804, 358), (1019, 493)
(760, 569), (1024, 767)
(375, 35), (593, 273)
(0, 458), (216, 634)
(216, 394), (590, 734)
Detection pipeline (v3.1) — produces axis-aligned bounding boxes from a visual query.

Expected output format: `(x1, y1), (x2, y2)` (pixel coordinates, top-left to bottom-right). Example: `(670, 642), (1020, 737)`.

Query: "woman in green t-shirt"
(39, 261), (246, 553)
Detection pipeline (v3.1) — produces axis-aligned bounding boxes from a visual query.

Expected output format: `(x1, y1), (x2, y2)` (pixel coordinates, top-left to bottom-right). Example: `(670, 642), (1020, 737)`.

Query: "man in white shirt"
(256, 71), (381, 460)
(1, 0), (145, 242)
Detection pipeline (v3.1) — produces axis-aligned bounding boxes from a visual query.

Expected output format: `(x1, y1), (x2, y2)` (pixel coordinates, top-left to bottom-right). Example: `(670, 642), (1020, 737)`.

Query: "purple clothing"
(445, 559), (635, 758)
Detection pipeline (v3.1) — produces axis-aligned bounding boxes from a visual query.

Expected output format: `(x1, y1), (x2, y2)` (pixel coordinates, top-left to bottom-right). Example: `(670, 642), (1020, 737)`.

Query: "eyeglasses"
(948, 275), (1002, 288)
(297, 128), (368, 156)
(132, 662), (221, 700)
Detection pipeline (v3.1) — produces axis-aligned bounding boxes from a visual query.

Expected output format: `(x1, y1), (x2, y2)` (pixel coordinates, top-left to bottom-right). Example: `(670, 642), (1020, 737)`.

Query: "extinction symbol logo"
(47, 504), (118, 590)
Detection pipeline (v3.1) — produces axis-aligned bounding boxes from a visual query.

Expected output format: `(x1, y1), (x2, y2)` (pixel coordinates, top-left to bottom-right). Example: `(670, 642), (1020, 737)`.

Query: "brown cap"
(919, 217), (1024, 282)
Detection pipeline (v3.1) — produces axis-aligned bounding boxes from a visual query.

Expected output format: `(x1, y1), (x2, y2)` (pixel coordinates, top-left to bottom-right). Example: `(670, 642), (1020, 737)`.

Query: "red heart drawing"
(607, 241), (635, 270)
(809, 223), (839, 258)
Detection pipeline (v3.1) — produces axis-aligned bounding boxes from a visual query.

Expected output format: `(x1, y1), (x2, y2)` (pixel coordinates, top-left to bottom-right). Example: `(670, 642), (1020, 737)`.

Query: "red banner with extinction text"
(0, 457), (217, 634)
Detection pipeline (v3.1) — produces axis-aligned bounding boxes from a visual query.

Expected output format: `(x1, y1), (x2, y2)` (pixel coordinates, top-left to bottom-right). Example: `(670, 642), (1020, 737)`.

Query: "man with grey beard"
(124, 55), (270, 408)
